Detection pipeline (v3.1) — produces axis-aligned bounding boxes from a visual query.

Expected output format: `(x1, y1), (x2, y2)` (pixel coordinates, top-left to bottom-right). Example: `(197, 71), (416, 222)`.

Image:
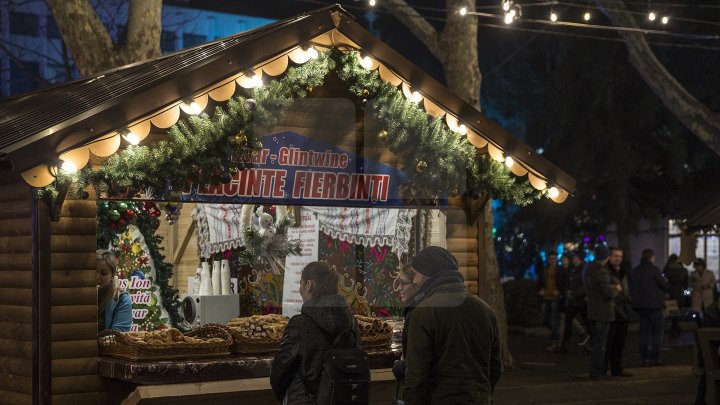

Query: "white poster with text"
(282, 209), (319, 317)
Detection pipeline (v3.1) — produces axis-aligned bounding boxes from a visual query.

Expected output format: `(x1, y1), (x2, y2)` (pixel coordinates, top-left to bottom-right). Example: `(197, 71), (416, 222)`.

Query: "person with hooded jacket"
(270, 261), (360, 404)
(403, 246), (502, 404)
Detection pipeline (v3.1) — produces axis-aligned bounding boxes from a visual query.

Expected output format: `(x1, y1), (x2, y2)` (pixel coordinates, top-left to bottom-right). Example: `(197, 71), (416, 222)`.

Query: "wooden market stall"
(0, 5), (575, 404)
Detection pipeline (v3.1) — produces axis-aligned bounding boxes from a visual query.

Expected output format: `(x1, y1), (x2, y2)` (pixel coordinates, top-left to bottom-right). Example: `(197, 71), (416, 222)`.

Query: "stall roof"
(686, 198), (720, 231)
(0, 5), (575, 197)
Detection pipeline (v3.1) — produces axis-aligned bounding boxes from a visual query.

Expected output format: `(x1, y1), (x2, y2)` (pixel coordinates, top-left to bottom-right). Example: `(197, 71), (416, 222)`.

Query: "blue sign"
(181, 131), (410, 207)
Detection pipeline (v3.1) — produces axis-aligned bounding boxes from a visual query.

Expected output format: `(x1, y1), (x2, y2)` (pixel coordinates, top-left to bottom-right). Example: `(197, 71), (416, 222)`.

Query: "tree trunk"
(385, 0), (514, 368)
(47, 0), (162, 77)
(596, 0), (720, 156)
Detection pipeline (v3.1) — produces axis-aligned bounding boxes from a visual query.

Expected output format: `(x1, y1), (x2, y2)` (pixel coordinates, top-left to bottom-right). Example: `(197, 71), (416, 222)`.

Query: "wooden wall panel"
(443, 206), (481, 296)
(50, 198), (105, 403)
(0, 178), (34, 403)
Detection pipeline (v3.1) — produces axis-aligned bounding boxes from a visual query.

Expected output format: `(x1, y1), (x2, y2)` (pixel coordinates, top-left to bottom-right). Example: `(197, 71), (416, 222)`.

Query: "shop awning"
(0, 5), (575, 201)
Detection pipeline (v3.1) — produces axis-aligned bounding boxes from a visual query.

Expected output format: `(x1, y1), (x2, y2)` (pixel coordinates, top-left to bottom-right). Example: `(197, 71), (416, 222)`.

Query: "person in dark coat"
(585, 245), (621, 379)
(628, 249), (669, 366)
(404, 246), (502, 404)
(560, 251), (590, 350)
(392, 263), (420, 387)
(270, 261), (360, 404)
(664, 254), (688, 337)
(606, 247), (633, 377)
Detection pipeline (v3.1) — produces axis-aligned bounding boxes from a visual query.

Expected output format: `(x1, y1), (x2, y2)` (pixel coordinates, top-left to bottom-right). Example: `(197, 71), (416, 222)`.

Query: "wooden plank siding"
(444, 207), (480, 295)
(0, 177), (34, 403)
(50, 198), (104, 403)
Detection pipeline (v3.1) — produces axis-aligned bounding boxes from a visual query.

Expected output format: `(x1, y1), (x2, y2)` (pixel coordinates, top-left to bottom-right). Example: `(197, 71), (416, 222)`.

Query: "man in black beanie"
(403, 246), (502, 404)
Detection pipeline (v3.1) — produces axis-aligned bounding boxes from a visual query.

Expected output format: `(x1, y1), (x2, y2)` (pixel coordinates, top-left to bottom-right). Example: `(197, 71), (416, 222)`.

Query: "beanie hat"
(594, 245), (610, 261)
(411, 246), (459, 277)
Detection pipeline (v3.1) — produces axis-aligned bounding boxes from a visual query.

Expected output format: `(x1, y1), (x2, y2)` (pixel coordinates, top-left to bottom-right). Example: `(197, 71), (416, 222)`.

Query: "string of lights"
(290, 0), (720, 51)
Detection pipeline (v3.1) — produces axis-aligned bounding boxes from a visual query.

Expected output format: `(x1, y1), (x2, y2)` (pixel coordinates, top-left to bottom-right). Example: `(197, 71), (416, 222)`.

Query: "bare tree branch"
(382, 0), (443, 63)
(596, 0), (720, 156)
(0, 42), (51, 86)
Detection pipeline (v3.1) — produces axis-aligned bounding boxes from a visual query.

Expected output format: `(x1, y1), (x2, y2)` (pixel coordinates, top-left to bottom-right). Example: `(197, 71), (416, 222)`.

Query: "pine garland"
(336, 51), (539, 205)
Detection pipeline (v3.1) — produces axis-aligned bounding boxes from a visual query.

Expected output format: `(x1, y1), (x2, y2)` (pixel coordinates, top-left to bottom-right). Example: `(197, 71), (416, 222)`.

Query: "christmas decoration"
(236, 204), (301, 275)
(97, 200), (185, 331)
(243, 98), (257, 112)
(377, 130), (389, 142)
(416, 160), (428, 173)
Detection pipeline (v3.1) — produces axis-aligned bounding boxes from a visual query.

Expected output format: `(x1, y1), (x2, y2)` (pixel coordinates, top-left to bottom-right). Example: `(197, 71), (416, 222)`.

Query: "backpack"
(315, 327), (370, 405)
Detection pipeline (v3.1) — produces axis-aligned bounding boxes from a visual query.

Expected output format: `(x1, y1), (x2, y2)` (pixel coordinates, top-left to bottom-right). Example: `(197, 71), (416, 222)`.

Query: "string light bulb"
(458, 124), (467, 135)
(459, 7), (467, 16)
(548, 187), (560, 198)
(303, 45), (318, 59)
(411, 91), (422, 103)
(502, 0), (512, 12)
(583, 12), (591, 21)
(505, 156), (514, 168)
(661, 16), (669, 24)
(60, 160), (78, 173)
(360, 55), (374, 69)
(122, 130), (140, 145)
(648, 12), (656, 21)
(251, 74), (263, 88)
(550, 12), (558, 22)
(188, 100), (202, 115)
(369, 0), (376, 6)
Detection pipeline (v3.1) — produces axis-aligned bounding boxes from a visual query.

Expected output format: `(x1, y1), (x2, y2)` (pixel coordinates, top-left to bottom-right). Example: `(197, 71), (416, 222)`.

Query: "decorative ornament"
(110, 210), (121, 221)
(131, 270), (145, 280)
(305, 85), (313, 93)
(253, 140), (263, 151)
(377, 130), (389, 142)
(102, 202), (110, 211)
(231, 133), (248, 146)
(118, 219), (127, 228)
(220, 171), (233, 184)
(118, 202), (128, 211)
(244, 98), (257, 112)
(416, 160), (428, 173)
(164, 202), (183, 225)
(362, 88), (369, 97)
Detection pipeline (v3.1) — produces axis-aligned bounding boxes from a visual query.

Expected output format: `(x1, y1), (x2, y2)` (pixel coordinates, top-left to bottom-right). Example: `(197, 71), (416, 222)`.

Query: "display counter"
(100, 348), (402, 404)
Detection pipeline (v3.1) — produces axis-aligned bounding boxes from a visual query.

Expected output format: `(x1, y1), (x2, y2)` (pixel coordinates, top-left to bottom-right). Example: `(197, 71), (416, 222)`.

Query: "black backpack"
(314, 328), (370, 405)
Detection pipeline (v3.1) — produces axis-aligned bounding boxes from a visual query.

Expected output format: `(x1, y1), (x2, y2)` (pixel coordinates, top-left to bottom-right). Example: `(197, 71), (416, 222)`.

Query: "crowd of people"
(536, 245), (717, 382)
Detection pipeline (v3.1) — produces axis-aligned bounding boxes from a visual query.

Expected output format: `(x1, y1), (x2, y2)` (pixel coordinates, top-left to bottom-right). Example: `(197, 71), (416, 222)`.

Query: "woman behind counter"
(270, 261), (360, 404)
(97, 249), (132, 332)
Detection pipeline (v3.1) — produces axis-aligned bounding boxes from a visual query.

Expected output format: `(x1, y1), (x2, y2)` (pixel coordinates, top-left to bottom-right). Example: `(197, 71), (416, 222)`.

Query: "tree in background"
(382, 0), (516, 367)
(47, 0), (161, 77)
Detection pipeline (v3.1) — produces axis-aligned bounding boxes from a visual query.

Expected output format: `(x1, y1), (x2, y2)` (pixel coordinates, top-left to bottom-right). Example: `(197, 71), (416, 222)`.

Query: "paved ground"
(495, 325), (699, 404)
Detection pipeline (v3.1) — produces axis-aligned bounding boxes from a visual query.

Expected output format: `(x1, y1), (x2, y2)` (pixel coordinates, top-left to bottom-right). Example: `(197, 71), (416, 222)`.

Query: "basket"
(226, 326), (281, 355)
(361, 332), (393, 349)
(98, 324), (232, 362)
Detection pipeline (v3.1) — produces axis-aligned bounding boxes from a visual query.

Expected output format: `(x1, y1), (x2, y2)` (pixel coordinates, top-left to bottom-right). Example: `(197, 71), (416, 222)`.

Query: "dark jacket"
(628, 260), (669, 310)
(584, 261), (619, 322)
(404, 273), (502, 405)
(664, 262), (689, 304)
(609, 266), (632, 321)
(270, 294), (360, 404)
(565, 263), (586, 306)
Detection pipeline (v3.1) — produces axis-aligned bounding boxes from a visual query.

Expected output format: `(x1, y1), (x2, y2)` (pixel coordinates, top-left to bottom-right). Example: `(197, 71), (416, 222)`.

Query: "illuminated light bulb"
(661, 16), (669, 24)
(124, 131), (140, 145)
(411, 91), (422, 103)
(304, 45), (319, 59)
(505, 156), (514, 168)
(508, 8), (516, 18)
(584, 12), (591, 21)
(360, 55), (373, 69)
(504, 13), (514, 24)
(459, 7), (467, 16)
(61, 160), (78, 173)
(502, 0), (511, 12)
(251, 74), (263, 88)
(458, 124), (467, 135)
(548, 187), (560, 198)
(188, 101), (202, 115)
(648, 12), (656, 21)
(369, 0), (376, 6)
(550, 12), (558, 22)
